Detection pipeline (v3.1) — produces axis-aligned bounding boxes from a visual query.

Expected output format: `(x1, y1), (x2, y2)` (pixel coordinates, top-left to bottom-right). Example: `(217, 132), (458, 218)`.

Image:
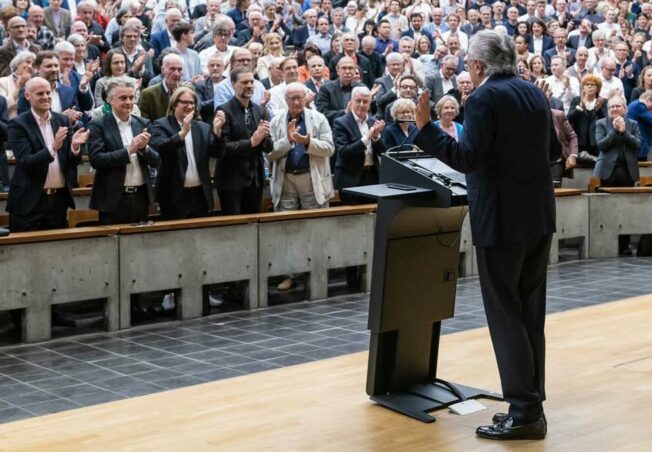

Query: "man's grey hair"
(361, 35), (376, 47)
(592, 30), (605, 41)
(467, 30), (517, 77)
(607, 94), (626, 108)
(166, 7), (182, 19)
(399, 36), (414, 46)
(120, 23), (142, 39)
(53, 41), (75, 55)
(77, 0), (97, 11)
(386, 52), (403, 64)
(66, 33), (86, 46)
(105, 76), (136, 99)
(599, 57), (615, 69)
(442, 55), (459, 67)
(342, 32), (359, 49)
(285, 82), (307, 97)
(215, 16), (236, 32)
(9, 51), (36, 73)
(390, 98), (416, 120)
(162, 53), (184, 67)
(550, 55), (566, 66)
(331, 7), (344, 19)
(352, 86), (371, 98)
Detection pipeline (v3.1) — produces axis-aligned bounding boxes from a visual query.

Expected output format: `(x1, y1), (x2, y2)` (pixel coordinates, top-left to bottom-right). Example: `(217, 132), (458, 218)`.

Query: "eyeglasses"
(216, 30), (233, 37)
(177, 100), (195, 106)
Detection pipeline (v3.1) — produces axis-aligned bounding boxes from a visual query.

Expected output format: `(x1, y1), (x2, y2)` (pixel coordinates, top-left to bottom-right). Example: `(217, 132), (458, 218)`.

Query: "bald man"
(0, 17), (41, 76)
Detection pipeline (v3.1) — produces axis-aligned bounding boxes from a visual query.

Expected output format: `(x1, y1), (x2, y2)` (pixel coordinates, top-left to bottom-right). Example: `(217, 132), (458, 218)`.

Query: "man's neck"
(32, 108), (49, 120)
(211, 75), (223, 83)
(556, 45), (565, 51)
(236, 96), (250, 108)
(176, 41), (187, 52)
(114, 110), (130, 122)
(13, 38), (28, 48)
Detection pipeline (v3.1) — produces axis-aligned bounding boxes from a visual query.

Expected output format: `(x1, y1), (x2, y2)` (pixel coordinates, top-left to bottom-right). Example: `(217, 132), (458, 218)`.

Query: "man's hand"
(63, 108), (83, 124)
(71, 127), (90, 154)
(128, 130), (151, 154)
(180, 112), (193, 139)
(415, 90), (431, 129)
(565, 154), (577, 169)
(371, 84), (382, 97)
(88, 34), (102, 45)
(288, 119), (310, 145)
(251, 120), (270, 147)
(213, 110), (226, 136)
(613, 116), (626, 133)
(132, 52), (147, 73)
(305, 90), (316, 107)
(52, 127), (68, 152)
(261, 90), (271, 107)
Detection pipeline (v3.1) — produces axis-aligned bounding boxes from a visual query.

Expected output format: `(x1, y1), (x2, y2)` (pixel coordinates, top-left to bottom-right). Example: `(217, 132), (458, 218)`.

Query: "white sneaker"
(162, 293), (176, 311)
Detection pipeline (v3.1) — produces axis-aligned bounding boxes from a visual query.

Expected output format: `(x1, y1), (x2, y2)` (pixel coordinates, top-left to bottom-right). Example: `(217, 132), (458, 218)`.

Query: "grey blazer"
(594, 117), (641, 182)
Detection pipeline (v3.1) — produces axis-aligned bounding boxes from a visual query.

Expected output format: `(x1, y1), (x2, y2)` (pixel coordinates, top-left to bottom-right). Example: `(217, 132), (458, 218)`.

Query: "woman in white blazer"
(0, 52), (35, 119)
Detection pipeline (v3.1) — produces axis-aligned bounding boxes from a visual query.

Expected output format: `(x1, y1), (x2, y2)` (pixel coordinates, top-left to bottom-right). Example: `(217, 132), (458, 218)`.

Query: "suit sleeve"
(0, 96), (7, 142)
(88, 120), (131, 168)
(595, 120), (620, 152)
(315, 87), (345, 124)
(622, 120), (642, 150)
(562, 115), (579, 156)
(9, 121), (54, 174)
(413, 88), (496, 173)
(333, 119), (367, 161)
(76, 86), (95, 111)
(149, 120), (184, 155)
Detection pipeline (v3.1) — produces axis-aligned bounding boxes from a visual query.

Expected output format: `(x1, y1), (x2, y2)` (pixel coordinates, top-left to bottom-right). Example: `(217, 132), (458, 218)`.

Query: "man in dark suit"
(149, 87), (226, 220)
(0, 95), (9, 192)
(291, 9), (318, 49)
(7, 77), (89, 231)
(216, 67), (273, 214)
(69, 20), (101, 61)
(315, 56), (364, 125)
(543, 29), (576, 71)
(402, 12), (434, 50)
(304, 56), (327, 95)
(44, 0), (71, 38)
(567, 19), (594, 50)
(88, 77), (160, 225)
(595, 95), (641, 254)
(372, 52), (405, 114)
(414, 31), (556, 441)
(359, 36), (384, 80)
(0, 17), (41, 77)
(193, 54), (226, 123)
(150, 9), (182, 59)
(425, 55), (459, 103)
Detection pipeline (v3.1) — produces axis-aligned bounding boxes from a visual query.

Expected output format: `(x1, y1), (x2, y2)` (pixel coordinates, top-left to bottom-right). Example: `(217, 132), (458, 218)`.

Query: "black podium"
(344, 152), (502, 423)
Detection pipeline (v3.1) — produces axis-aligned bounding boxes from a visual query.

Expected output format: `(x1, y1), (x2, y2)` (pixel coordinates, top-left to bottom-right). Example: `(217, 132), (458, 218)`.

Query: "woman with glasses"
(381, 98), (417, 150)
(149, 86), (226, 220)
(567, 74), (607, 163)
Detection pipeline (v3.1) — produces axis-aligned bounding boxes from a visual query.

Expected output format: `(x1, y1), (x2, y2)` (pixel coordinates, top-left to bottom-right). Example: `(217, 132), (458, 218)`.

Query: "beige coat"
(268, 108), (335, 209)
(0, 75), (18, 119)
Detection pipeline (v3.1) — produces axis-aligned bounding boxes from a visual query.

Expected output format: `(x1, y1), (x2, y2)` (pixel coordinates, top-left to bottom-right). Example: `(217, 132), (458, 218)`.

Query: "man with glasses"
(425, 55), (459, 103)
(315, 56), (365, 125)
(198, 17), (237, 73)
(119, 23), (155, 87)
(380, 74), (421, 123)
(0, 17), (41, 77)
(613, 42), (639, 101)
(599, 57), (624, 99)
(213, 48), (268, 108)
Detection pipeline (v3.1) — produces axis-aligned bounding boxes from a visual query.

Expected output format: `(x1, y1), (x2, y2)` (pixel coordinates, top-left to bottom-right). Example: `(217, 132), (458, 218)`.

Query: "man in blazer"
(193, 54), (225, 124)
(332, 86), (385, 201)
(7, 77), (89, 231)
(626, 90), (652, 160)
(0, 17), (42, 77)
(425, 55), (459, 103)
(88, 77), (160, 225)
(150, 8), (182, 59)
(551, 107), (579, 184)
(567, 19), (593, 50)
(44, 0), (72, 38)
(216, 67), (273, 215)
(149, 87), (226, 220)
(139, 54), (184, 121)
(372, 53), (405, 115)
(315, 56), (364, 125)
(414, 31), (557, 440)
(543, 29), (576, 71)
(327, 33), (374, 88)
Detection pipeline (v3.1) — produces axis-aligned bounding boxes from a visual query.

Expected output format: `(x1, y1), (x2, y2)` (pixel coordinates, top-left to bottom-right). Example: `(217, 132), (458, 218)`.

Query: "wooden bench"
(0, 226), (120, 343)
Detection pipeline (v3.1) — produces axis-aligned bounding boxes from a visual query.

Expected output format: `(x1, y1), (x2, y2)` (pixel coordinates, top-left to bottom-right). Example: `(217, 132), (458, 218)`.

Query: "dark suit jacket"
(0, 42), (41, 77)
(215, 96), (273, 191)
(17, 81), (94, 116)
(6, 110), (80, 215)
(414, 74), (557, 248)
(333, 111), (385, 190)
(149, 116), (225, 216)
(543, 47), (576, 71)
(528, 35), (554, 54)
(552, 108), (578, 160)
(0, 95), (7, 146)
(567, 96), (607, 152)
(292, 25), (310, 49)
(315, 79), (364, 125)
(328, 53), (374, 88)
(594, 117), (641, 181)
(150, 30), (171, 59)
(358, 50), (384, 80)
(139, 83), (170, 121)
(88, 113), (160, 212)
(567, 34), (593, 50)
(425, 73), (458, 103)
(304, 79), (319, 94)
(193, 78), (219, 123)
(401, 29), (434, 50)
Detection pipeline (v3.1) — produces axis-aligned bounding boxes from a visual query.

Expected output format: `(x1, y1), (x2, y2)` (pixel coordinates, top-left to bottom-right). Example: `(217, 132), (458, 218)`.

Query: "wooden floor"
(1, 295), (652, 451)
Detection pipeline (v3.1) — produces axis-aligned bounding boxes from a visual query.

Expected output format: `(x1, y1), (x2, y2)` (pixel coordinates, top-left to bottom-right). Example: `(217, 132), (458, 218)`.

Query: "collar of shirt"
(162, 80), (173, 96)
(352, 111), (368, 125)
(339, 80), (353, 91)
(13, 40), (28, 51)
(31, 108), (52, 126)
(287, 111), (305, 123)
(112, 111), (131, 127)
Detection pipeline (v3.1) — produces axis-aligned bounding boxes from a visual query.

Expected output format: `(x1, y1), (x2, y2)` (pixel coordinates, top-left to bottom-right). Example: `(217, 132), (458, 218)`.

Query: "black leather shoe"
(476, 416), (546, 440)
(493, 412), (547, 426)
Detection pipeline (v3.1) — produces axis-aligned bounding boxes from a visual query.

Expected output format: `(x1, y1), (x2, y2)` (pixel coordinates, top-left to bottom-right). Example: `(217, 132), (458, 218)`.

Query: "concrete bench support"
(550, 193), (589, 263)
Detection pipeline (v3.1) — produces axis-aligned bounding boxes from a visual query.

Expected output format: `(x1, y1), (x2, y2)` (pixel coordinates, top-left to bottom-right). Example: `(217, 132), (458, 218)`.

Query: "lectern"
(344, 150), (502, 423)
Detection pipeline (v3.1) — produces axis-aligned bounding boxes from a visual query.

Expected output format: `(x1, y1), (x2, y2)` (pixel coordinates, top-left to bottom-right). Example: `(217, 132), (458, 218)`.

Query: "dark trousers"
(0, 148), (9, 190)
(161, 187), (210, 220)
(475, 234), (552, 424)
(9, 190), (68, 231)
(99, 188), (149, 225)
(218, 185), (263, 215)
(602, 164), (635, 252)
(339, 166), (378, 286)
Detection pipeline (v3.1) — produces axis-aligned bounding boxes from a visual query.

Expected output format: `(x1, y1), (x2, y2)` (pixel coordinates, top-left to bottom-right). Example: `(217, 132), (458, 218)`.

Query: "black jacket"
(567, 96), (607, 152)
(328, 53), (374, 88)
(315, 79), (364, 125)
(149, 116), (225, 217)
(88, 113), (160, 212)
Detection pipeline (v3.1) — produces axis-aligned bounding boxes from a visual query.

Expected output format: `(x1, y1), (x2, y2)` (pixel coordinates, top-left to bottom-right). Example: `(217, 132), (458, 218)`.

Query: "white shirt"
(441, 30), (469, 51)
(178, 121), (201, 188)
(545, 74), (580, 114)
(599, 75), (624, 99)
(198, 45), (236, 73)
(51, 86), (62, 113)
(532, 36), (543, 55)
(34, 110), (65, 189)
(268, 82), (288, 118)
(353, 112), (374, 167)
(113, 113), (144, 187)
(440, 70), (454, 94)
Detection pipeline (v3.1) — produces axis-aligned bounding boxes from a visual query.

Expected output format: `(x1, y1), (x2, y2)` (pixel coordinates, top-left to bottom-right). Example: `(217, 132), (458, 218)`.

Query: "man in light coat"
(268, 82), (335, 290)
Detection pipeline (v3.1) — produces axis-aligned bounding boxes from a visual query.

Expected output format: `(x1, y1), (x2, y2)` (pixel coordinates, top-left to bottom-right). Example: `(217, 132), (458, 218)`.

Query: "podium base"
(370, 379), (503, 423)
